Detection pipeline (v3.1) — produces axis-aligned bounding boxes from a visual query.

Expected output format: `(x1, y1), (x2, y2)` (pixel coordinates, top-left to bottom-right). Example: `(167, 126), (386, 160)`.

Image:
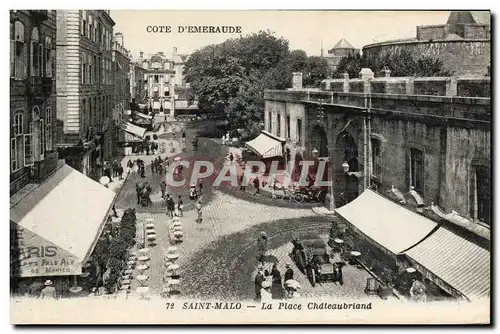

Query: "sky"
(110, 10), (450, 60)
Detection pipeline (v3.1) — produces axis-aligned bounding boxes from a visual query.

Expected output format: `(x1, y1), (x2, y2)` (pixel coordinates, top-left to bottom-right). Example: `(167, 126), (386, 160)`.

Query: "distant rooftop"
(447, 11), (490, 26)
(333, 38), (355, 49)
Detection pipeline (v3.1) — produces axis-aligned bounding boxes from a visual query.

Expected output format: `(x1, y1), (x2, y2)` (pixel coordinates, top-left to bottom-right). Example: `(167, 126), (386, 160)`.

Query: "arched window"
(30, 27), (42, 77)
(11, 21), (26, 79)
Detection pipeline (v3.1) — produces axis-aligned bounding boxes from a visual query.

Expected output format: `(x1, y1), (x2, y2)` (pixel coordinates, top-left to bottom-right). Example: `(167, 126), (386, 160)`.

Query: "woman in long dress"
(271, 263), (284, 299)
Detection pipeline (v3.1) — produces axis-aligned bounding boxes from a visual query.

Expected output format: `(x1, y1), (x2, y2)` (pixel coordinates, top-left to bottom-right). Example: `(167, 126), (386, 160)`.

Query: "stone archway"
(334, 131), (359, 207)
(310, 124), (328, 157)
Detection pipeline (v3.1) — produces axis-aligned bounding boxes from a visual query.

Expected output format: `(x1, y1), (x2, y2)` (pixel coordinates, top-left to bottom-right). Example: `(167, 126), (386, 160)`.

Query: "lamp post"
(315, 98), (335, 212)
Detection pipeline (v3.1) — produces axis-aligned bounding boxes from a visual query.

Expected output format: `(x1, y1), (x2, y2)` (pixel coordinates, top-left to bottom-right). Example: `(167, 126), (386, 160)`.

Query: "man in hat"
(254, 266), (265, 302)
(284, 264), (294, 282)
(257, 232), (268, 264)
(40, 280), (57, 299)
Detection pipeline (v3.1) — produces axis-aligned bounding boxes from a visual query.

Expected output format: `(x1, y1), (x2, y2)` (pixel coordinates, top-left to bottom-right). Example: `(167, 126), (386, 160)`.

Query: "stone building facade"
(264, 70), (491, 231)
(112, 33), (131, 124)
(10, 10), (58, 195)
(55, 10), (116, 179)
(129, 61), (147, 103)
(138, 47), (189, 116)
(362, 11), (490, 76)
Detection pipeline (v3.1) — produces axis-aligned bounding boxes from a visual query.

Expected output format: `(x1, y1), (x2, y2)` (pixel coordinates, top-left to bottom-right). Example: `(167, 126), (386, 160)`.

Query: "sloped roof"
(333, 38), (355, 49)
(447, 11), (490, 26)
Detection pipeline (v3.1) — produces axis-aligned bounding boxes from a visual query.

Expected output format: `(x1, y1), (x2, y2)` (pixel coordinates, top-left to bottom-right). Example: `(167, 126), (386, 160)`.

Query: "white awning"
(404, 227), (490, 301)
(10, 165), (116, 277)
(119, 122), (147, 139)
(134, 111), (153, 120)
(245, 132), (284, 158)
(335, 189), (438, 255)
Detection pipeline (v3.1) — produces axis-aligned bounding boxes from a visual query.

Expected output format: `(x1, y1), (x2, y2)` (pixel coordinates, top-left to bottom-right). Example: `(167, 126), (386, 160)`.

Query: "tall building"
(10, 10), (57, 196)
(55, 10), (116, 179)
(129, 60), (148, 104)
(112, 32), (131, 128)
(323, 38), (360, 73)
(138, 47), (189, 116)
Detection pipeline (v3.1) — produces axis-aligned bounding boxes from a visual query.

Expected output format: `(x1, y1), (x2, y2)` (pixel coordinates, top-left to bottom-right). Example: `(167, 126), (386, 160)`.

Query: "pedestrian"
(160, 180), (167, 199)
(40, 280), (57, 299)
(257, 231), (268, 264)
(118, 165), (124, 180)
(271, 263), (284, 299)
(112, 160), (119, 178)
(151, 159), (156, 174)
(261, 281), (272, 302)
(127, 159), (133, 174)
(140, 163), (145, 178)
(198, 181), (204, 195)
(196, 199), (202, 223)
(239, 173), (246, 191)
(166, 195), (175, 218)
(136, 182), (144, 205)
(229, 152), (234, 164)
(284, 263), (294, 282)
(254, 266), (264, 302)
(253, 176), (260, 195)
(177, 195), (184, 217)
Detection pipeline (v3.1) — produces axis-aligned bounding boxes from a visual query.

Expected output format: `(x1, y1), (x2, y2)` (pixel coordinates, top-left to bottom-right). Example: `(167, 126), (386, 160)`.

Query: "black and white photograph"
(8, 8), (492, 324)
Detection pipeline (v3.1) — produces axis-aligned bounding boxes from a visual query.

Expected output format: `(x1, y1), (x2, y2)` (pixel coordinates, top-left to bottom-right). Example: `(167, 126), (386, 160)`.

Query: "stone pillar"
(360, 68), (374, 94)
(292, 72), (303, 90)
(405, 78), (414, 95)
(343, 72), (350, 93)
(446, 77), (458, 97)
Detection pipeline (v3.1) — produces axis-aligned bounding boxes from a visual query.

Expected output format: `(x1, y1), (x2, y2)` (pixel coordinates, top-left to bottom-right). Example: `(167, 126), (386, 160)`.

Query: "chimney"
(292, 72), (303, 90)
(173, 47), (178, 57)
(114, 32), (124, 47)
(139, 51), (144, 59)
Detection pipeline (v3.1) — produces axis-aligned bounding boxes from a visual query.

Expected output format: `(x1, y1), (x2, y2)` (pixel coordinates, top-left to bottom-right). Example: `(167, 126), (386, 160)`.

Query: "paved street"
(112, 119), (378, 302)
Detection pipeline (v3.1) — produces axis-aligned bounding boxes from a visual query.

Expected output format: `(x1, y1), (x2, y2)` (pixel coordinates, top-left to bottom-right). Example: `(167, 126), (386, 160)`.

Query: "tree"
(303, 56), (330, 87)
(333, 49), (450, 78)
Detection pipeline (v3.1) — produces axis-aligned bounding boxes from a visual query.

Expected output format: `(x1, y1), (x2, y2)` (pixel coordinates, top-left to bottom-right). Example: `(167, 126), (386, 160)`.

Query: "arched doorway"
(310, 124), (328, 157)
(334, 131), (359, 207)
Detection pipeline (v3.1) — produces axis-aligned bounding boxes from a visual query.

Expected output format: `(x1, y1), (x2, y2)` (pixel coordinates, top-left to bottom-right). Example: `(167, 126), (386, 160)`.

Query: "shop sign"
(14, 225), (81, 277)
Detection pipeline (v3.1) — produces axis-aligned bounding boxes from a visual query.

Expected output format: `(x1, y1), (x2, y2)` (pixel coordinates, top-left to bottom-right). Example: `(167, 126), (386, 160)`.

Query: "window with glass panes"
(11, 21), (27, 80)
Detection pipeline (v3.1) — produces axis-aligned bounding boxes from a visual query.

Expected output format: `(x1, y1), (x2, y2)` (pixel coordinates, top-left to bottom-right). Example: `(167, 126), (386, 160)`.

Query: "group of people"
(255, 262), (296, 301)
(126, 158), (146, 178)
(103, 160), (124, 181)
(136, 181), (153, 206)
(151, 156), (168, 175)
(164, 193), (183, 218)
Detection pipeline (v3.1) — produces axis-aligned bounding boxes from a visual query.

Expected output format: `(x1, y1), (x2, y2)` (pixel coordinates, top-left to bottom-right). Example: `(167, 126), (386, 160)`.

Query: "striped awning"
(245, 132), (284, 159)
(404, 227), (490, 301)
(335, 189), (438, 255)
(119, 122), (147, 139)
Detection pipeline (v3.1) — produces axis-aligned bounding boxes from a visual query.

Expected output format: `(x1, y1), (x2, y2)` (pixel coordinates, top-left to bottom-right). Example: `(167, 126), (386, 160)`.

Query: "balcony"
(30, 10), (48, 22)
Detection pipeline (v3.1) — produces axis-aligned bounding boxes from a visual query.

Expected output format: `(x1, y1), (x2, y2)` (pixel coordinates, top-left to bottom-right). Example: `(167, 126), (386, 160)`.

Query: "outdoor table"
(167, 264), (180, 276)
(172, 216), (181, 222)
(139, 248), (149, 255)
(112, 217), (121, 224)
(173, 231), (183, 238)
(129, 251), (137, 257)
(146, 223), (155, 229)
(137, 264), (149, 272)
(120, 285), (130, 291)
(128, 255), (136, 261)
(127, 260), (136, 266)
(138, 256), (150, 262)
(124, 269), (133, 275)
(334, 238), (344, 244)
(147, 234), (157, 241)
(167, 246), (178, 253)
(136, 287), (149, 299)
(121, 279), (131, 285)
(122, 275), (130, 281)
(69, 286), (83, 294)
(166, 253), (179, 261)
(406, 267), (417, 273)
(167, 279), (181, 290)
(350, 251), (361, 257)
(172, 221), (182, 227)
(80, 272), (90, 278)
(173, 226), (183, 232)
(136, 275), (149, 286)
(146, 229), (156, 235)
(145, 218), (154, 223)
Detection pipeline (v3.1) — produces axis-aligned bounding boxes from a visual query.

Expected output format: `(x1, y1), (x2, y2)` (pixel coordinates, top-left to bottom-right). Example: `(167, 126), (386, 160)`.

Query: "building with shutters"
(10, 10), (57, 196)
(55, 10), (116, 179)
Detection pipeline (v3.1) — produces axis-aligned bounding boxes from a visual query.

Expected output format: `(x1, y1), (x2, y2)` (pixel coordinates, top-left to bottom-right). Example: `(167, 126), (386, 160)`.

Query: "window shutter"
(30, 42), (35, 76)
(39, 44), (44, 77)
(23, 133), (34, 166)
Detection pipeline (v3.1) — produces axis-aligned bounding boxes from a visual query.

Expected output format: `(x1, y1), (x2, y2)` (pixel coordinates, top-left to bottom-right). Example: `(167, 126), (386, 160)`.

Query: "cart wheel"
(307, 268), (316, 287)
